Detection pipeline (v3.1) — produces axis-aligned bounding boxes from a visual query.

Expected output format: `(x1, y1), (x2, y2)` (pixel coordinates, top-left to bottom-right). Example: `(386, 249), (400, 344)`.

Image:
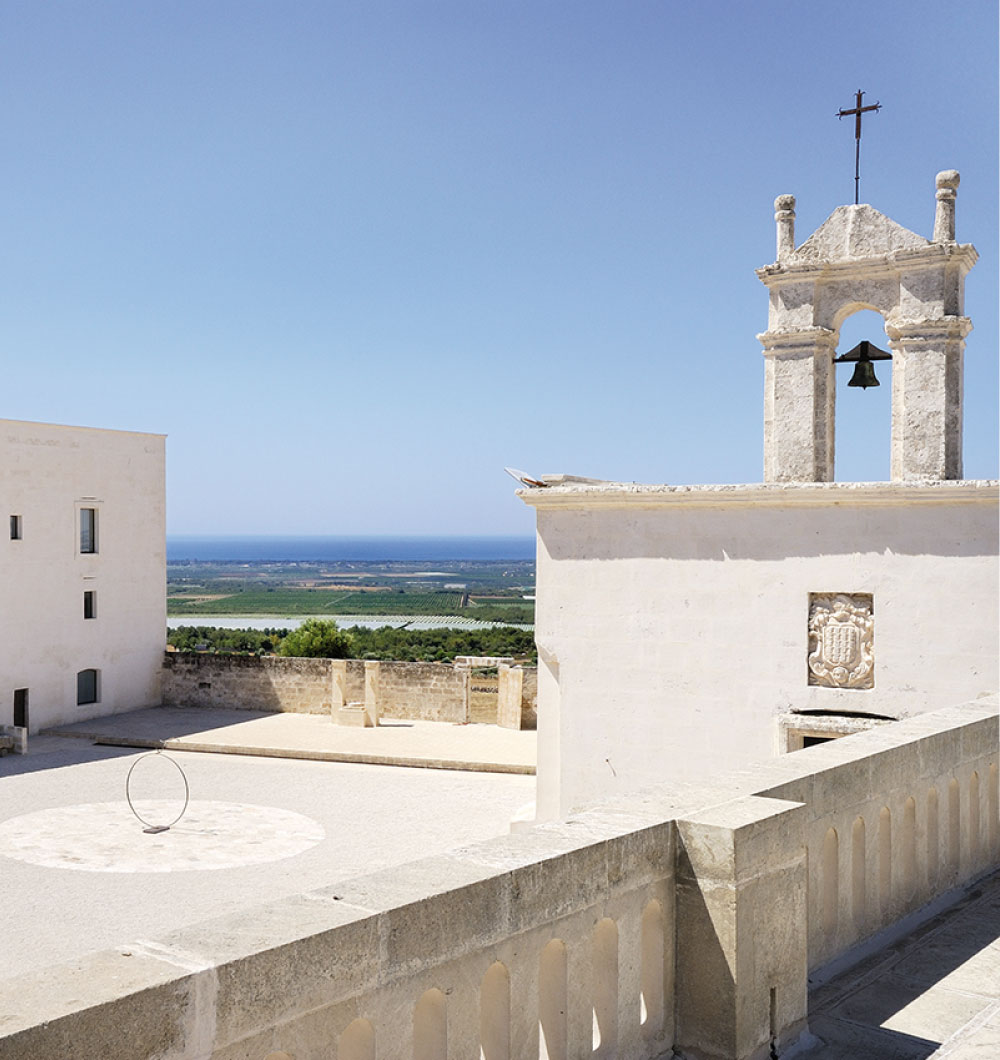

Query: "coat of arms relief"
(808, 593), (874, 689)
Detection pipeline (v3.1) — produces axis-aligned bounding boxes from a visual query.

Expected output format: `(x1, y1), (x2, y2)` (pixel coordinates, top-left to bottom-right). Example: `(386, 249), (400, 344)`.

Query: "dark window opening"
(10, 515), (22, 540)
(77, 669), (99, 705)
(83, 590), (96, 619)
(80, 508), (97, 554)
(13, 688), (28, 728)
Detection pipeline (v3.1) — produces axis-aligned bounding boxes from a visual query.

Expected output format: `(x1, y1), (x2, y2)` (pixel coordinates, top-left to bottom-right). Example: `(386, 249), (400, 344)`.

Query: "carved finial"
(775, 194), (796, 260)
(933, 170), (960, 242)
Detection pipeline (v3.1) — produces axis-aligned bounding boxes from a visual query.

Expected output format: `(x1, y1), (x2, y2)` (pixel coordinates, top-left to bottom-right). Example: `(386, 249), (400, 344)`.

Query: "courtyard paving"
(0, 734), (535, 980)
(44, 703), (536, 773)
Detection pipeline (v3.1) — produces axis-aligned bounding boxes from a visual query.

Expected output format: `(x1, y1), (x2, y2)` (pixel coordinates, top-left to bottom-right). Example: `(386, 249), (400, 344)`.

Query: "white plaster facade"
(519, 171), (998, 822)
(522, 480), (998, 819)
(0, 419), (166, 733)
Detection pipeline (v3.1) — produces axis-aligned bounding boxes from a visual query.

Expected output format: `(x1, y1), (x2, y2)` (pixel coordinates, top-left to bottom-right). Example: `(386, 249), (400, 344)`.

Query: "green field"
(167, 558), (536, 623)
(168, 589), (464, 617)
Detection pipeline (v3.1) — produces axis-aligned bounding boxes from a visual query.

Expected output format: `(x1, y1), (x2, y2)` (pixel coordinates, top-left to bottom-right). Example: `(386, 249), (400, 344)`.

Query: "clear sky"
(2, 1), (996, 535)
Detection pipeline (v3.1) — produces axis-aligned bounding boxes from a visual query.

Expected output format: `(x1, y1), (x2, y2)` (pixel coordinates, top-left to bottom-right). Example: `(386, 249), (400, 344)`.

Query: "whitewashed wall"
(0, 419), (165, 732)
(523, 480), (998, 820)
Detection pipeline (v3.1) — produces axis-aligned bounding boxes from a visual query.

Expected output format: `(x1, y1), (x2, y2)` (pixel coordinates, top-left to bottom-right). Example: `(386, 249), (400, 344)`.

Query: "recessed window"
(77, 668), (99, 705)
(10, 515), (22, 540)
(13, 688), (28, 728)
(80, 508), (97, 554)
(83, 590), (97, 619)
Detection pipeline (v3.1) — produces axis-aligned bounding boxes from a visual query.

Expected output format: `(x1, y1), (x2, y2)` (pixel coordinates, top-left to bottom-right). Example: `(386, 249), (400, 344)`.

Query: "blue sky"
(2, 1), (996, 535)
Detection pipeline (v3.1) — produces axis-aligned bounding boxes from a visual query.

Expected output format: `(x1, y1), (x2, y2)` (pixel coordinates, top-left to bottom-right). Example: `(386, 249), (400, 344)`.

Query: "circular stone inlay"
(0, 801), (325, 873)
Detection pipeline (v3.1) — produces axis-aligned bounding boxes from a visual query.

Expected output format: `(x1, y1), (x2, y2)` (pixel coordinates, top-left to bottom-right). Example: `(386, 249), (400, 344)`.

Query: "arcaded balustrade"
(1, 698), (995, 1060)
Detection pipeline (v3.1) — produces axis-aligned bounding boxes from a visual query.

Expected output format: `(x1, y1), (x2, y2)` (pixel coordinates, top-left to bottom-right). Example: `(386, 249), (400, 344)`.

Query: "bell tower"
(756, 171), (977, 482)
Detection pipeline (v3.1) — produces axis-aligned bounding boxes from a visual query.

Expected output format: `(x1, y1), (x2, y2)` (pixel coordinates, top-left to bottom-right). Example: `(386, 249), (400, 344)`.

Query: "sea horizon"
(167, 534), (536, 563)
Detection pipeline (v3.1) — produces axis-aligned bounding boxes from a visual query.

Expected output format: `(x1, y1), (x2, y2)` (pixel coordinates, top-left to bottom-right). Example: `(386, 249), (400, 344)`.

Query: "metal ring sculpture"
(125, 751), (190, 833)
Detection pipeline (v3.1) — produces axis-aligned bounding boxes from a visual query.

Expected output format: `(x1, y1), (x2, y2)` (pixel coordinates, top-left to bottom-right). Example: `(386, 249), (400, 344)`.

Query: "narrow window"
(9, 515), (22, 540)
(77, 668), (99, 705)
(83, 590), (97, 620)
(13, 688), (28, 728)
(80, 508), (97, 553)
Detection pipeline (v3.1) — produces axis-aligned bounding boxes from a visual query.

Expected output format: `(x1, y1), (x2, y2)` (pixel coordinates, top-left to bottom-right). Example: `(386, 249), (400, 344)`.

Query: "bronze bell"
(837, 339), (890, 389)
(847, 350), (880, 389)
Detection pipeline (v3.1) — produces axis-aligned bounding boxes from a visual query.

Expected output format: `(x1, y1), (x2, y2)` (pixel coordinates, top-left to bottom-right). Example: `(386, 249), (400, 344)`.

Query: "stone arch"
(592, 918), (619, 1056)
(414, 988), (447, 1060)
(851, 816), (866, 931)
(339, 1019), (375, 1060)
(878, 807), (892, 912)
(757, 172), (976, 483)
(822, 827), (839, 937)
(902, 797), (917, 900)
(480, 961), (510, 1060)
(538, 939), (567, 1060)
(640, 899), (667, 1038)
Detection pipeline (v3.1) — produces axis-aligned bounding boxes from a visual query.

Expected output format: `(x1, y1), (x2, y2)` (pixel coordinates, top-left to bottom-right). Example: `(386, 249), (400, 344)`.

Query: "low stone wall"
(161, 653), (336, 715)
(374, 661), (470, 723)
(162, 654), (538, 725)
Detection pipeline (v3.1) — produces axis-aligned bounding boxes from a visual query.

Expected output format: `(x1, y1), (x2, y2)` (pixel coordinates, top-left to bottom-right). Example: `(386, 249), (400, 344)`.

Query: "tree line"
(167, 620), (537, 664)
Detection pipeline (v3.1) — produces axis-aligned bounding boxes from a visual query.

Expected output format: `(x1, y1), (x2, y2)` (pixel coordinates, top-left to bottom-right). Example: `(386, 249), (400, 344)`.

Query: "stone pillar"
(933, 170), (959, 243)
(330, 660), (347, 713)
(888, 317), (970, 480)
(363, 661), (381, 727)
(759, 327), (837, 482)
(497, 665), (524, 730)
(774, 194), (796, 261)
(675, 796), (808, 1060)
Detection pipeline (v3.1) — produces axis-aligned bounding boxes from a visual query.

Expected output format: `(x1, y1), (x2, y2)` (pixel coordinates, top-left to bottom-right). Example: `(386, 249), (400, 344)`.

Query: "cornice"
(756, 242), (978, 287)
(517, 479), (999, 511)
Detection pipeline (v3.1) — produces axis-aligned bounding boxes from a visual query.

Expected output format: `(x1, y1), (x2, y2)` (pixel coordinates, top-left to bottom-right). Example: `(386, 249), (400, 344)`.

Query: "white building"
(0, 419), (165, 734)
(520, 171), (999, 821)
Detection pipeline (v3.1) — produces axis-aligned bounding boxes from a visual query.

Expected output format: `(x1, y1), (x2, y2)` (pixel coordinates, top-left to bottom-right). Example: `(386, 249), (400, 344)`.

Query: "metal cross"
(837, 90), (881, 204)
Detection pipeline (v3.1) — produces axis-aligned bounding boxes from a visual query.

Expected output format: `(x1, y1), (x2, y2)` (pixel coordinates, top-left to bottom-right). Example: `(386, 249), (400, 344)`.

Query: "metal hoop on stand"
(125, 751), (190, 833)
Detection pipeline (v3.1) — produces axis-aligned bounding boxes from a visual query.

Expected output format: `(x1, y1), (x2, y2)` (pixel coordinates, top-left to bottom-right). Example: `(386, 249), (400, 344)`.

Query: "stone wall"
(162, 654), (540, 725)
(374, 661), (470, 723)
(5, 697), (994, 1060)
(161, 652), (340, 715)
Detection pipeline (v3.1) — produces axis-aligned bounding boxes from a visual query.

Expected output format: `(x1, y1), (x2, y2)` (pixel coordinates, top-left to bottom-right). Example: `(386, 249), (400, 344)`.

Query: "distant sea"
(166, 535), (536, 563)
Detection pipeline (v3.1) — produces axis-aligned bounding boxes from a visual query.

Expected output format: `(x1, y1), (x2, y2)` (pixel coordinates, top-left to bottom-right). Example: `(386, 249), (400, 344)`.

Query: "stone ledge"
(518, 479), (999, 509)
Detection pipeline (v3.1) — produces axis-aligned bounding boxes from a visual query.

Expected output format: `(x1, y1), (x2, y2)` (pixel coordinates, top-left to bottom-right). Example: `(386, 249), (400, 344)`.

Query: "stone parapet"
(2, 697), (994, 1060)
(162, 653), (543, 726)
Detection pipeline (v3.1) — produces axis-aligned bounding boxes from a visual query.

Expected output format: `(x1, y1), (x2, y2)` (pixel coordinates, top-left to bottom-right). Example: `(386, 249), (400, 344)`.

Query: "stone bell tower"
(756, 171), (978, 482)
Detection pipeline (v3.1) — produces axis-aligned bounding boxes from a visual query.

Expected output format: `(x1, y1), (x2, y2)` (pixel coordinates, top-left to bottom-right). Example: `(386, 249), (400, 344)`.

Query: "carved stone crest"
(808, 594), (874, 689)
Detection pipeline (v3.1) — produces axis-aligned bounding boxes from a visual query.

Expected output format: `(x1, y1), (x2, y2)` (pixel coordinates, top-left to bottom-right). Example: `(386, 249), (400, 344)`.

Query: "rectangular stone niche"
(807, 593), (874, 689)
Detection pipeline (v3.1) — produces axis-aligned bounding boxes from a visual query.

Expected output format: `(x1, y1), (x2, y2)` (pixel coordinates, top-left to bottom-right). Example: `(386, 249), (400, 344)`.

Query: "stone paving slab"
(805, 871), (1000, 1059)
(44, 705), (536, 774)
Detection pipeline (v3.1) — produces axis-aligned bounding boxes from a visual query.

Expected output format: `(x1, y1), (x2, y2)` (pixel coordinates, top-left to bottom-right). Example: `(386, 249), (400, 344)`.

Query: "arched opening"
(878, 807), (892, 912)
(948, 778), (961, 875)
(592, 918), (618, 1056)
(822, 828), (839, 938)
(339, 1019), (375, 1060)
(970, 772), (981, 864)
(851, 816), (866, 931)
(902, 797), (917, 901)
(833, 308), (892, 482)
(989, 764), (999, 855)
(480, 961), (510, 1060)
(538, 939), (567, 1060)
(414, 988), (447, 1060)
(927, 787), (939, 888)
(640, 900), (666, 1037)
